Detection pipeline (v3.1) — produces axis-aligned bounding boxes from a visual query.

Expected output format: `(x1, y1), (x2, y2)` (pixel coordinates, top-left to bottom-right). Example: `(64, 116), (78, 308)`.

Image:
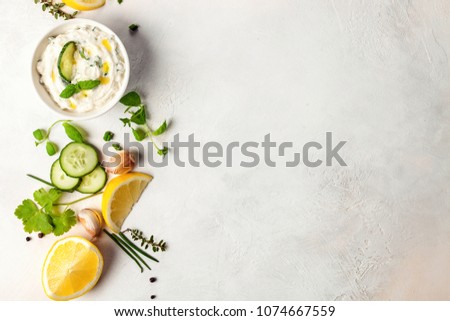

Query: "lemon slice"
(62, 0), (106, 11)
(102, 172), (153, 233)
(42, 237), (103, 301)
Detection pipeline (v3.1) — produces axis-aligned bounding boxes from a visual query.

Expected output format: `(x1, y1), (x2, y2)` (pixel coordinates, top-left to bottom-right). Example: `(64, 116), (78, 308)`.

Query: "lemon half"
(42, 236), (103, 301)
(102, 172), (153, 233)
(62, 0), (106, 11)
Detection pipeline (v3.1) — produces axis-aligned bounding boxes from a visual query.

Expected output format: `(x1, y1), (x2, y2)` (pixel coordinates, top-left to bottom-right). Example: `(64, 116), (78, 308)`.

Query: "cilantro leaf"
(14, 199), (39, 221)
(24, 211), (53, 234)
(14, 199), (53, 234)
(50, 209), (76, 236)
(33, 188), (61, 212)
(152, 121), (167, 136)
(120, 91), (141, 106)
(130, 106), (147, 125)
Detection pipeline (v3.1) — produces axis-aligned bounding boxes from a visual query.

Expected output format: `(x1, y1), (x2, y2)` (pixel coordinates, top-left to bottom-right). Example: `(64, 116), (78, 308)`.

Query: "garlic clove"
(103, 150), (136, 175)
(77, 209), (103, 237)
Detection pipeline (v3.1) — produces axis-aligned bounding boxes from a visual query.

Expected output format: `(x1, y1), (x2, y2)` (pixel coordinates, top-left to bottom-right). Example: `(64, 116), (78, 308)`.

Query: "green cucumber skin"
(50, 159), (80, 191)
(76, 165), (107, 194)
(58, 41), (76, 83)
(60, 142), (99, 178)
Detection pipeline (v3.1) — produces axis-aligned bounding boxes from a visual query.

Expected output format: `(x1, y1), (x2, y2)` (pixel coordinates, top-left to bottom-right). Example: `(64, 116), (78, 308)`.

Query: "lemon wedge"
(62, 0), (106, 11)
(42, 236), (103, 301)
(102, 172), (153, 233)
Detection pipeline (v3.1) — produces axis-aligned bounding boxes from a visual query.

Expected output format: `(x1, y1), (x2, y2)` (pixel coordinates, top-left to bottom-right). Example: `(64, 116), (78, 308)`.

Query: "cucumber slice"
(60, 142), (99, 178)
(77, 165), (107, 194)
(50, 159), (80, 191)
(58, 41), (76, 83)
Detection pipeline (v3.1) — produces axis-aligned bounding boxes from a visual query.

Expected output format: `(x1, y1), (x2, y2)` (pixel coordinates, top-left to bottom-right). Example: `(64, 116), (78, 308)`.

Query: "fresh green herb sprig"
(34, 0), (78, 20)
(119, 91), (169, 156)
(60, 80), (101, 99)
(103, 229), (163, 273)
(33, 120), (84, 155)
(14, 185), (101, 236)
(14, 188), (76, 236)
(123, 228), (167, 252)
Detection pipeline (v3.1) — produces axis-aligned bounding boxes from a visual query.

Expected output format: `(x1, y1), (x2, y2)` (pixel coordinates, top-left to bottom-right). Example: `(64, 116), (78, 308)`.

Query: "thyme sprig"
(123, 228), (167, 252)
(34, 0), (78, 20)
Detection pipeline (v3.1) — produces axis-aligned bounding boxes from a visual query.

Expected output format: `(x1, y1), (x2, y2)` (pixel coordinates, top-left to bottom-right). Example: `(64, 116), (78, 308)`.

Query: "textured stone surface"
(0, 1), (449, 300)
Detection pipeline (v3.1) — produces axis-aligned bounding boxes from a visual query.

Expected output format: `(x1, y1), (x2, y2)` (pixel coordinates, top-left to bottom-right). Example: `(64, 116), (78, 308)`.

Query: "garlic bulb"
(103, 150), (135, 175)
(77, 209), (103, 237)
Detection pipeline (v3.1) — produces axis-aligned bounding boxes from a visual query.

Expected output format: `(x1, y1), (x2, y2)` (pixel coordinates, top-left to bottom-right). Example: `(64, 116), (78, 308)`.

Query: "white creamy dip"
(37, 25), (126, 113)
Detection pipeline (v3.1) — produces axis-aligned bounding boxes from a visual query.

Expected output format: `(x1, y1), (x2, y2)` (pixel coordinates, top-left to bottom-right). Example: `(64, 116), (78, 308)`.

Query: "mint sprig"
(119, 91), (169, 157)
(60, 80), (101, 99)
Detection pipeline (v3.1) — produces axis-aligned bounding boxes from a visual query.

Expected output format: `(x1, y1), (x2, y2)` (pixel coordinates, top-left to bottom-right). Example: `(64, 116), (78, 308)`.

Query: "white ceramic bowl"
(31, 19), (130, 120)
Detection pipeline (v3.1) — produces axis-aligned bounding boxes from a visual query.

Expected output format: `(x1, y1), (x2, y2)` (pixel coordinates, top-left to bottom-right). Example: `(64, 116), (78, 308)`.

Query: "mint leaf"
(129, 24), (139, 31)
(14, 200), (39, 221)
(132, 127), (147, 141)
(33, 129), (46, 141)
(78, 80), (101, 90)
(112, 143), (122, 151)
(130, 106), (146, 125)
(157, 146), (169, 156)
(46, 141), (58, 156)
(60, 84), (78, 98)
(50, 209), (76, 236)
(152, 121), (167, 136)
(33, 188), (61, 212)
(103, 131), (114, 141)
(63, 122), (84, 143)
(120, 118), (132, 127)
(120, 91), (141, 106)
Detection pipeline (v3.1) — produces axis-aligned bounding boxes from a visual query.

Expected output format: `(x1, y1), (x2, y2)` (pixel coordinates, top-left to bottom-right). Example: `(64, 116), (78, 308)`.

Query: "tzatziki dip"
(37, 25), (126, 113)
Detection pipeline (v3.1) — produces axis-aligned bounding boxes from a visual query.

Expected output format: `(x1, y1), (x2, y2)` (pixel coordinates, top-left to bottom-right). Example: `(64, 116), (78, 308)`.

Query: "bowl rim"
(31, 18), (130, 120)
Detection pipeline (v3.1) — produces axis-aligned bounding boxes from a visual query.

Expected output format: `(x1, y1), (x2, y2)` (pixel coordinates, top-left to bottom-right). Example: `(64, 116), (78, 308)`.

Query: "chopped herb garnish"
(103, 131), (114, 141)
(129, 24), (139, 31)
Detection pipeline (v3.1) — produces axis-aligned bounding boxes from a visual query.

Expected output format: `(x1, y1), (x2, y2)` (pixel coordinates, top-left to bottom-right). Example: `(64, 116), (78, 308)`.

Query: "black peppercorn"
(38, 232), (44, 239)
(151, 295), (156, 300)
(149, 277), (157, 283)
(26, 237), (31, 242)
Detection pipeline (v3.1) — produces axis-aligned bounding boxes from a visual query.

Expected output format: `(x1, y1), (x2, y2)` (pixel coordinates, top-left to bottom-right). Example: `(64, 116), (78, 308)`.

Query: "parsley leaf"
(120, 91), (141, 106)
(24, 211), (54, 234)
(33, 188), (61, 212)
(14, 199), (39, 221)
(50, 209), (76, 236)
(120, 118), (132, 127)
